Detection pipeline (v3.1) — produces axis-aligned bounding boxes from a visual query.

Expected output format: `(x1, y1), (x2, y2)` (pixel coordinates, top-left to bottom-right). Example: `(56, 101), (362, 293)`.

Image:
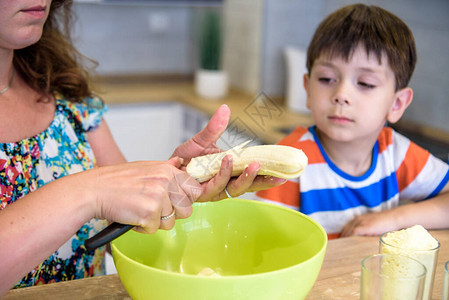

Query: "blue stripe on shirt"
(300, 173), (399, 214)
(427, 168), (449, 199)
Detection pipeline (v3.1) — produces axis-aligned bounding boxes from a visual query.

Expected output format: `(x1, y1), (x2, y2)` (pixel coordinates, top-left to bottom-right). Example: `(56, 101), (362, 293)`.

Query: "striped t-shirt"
(255, 126), (449, 239)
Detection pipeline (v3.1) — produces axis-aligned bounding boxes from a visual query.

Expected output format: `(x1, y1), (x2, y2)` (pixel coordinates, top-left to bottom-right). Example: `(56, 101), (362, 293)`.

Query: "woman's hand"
(90, 157), (201, 233)
(171, 104), (286, 202)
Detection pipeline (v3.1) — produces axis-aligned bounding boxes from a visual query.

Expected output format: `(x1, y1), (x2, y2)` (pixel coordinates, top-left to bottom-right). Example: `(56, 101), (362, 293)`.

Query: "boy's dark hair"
(306, 4), (417, 90)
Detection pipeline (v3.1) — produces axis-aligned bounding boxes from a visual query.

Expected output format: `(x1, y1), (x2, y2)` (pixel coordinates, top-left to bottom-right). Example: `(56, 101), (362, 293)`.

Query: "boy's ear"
(387, 87), (413, 124)
(303, 74), (311, 109)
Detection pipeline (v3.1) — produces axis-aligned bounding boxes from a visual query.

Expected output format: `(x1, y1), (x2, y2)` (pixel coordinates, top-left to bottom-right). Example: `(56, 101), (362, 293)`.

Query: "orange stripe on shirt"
(278, 126), (309, 146)
(327, 233), (340, 240)
(396, 142), (430, 191)
(256, 180), (300, 208)
(377, 127), (393, 154)
(299, 140), (326, 164)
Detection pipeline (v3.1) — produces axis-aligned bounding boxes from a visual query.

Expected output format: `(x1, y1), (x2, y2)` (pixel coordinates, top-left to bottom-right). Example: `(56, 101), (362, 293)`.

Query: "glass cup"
(380, 233), (440, 300)
(443, 261), (449, 300)
(361, 254), (426, 300)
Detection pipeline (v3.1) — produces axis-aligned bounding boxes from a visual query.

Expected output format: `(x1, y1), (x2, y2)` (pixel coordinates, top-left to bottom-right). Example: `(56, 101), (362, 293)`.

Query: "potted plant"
(195, 10), (228, 100)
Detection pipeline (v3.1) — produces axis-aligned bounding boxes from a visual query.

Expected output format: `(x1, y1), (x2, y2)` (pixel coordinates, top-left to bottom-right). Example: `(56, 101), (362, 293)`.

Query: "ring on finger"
(224, 187), (232, 198)
(161, 207), (176, 220)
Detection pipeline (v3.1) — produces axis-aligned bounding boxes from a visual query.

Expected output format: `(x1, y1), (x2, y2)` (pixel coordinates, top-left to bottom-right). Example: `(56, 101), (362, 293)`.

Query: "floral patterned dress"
(0, 95), (108, 288)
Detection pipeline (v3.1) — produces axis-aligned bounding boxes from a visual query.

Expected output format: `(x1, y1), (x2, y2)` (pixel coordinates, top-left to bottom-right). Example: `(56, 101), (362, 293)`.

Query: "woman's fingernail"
(227, 155), (233, 166)
(272, 177), (287, 184)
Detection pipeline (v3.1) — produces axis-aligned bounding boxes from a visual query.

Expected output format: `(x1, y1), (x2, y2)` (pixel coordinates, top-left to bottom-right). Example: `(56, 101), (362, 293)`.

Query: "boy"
(256, 4), (449, 239)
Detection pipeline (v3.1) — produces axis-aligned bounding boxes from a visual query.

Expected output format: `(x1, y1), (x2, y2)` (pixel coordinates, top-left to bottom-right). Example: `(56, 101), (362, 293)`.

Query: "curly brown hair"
(13, 0), (97, 102)
(306, 4), (417, 91)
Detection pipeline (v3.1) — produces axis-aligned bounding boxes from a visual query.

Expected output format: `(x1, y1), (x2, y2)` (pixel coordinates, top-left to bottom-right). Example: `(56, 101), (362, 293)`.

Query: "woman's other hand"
(171, 104), (286, 202)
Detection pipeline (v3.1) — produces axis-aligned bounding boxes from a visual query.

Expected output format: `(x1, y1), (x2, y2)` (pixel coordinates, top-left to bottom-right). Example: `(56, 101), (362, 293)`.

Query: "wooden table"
(307, 230), (448, 299)
(4, 230), (448, 300)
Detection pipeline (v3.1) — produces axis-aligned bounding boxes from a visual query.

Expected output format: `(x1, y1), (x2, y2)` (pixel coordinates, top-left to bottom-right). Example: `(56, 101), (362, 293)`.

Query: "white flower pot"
(195, 69), (229, 100)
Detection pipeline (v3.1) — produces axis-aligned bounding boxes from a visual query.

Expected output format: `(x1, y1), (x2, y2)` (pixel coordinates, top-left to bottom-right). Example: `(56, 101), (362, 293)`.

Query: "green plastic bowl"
(112, 199), (327, 300)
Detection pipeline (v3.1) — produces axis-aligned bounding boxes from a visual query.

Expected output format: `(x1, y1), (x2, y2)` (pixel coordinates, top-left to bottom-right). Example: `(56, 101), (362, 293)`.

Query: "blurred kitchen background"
(72, 0), (449, 162)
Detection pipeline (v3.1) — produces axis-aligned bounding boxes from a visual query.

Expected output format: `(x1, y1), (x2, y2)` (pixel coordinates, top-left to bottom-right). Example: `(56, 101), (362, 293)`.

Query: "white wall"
(72, 3), (195, 75)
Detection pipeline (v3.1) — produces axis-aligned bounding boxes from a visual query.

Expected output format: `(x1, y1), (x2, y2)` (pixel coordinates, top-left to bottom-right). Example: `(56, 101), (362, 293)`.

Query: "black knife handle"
(85, 222), (133, 251)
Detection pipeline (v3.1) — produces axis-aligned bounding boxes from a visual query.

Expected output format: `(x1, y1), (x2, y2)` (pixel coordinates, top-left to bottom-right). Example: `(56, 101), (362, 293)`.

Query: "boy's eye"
(358, 81), (376, 89)
(318, 77), (334, 83)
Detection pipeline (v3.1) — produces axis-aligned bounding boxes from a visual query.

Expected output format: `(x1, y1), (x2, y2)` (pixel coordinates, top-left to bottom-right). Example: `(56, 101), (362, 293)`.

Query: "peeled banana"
(186, 140), (308, 183)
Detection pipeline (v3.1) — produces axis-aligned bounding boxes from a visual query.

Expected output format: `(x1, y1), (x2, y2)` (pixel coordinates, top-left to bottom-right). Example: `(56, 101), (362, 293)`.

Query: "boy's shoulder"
(377, 126), (395, 153)
(377, 126), (415, 155)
